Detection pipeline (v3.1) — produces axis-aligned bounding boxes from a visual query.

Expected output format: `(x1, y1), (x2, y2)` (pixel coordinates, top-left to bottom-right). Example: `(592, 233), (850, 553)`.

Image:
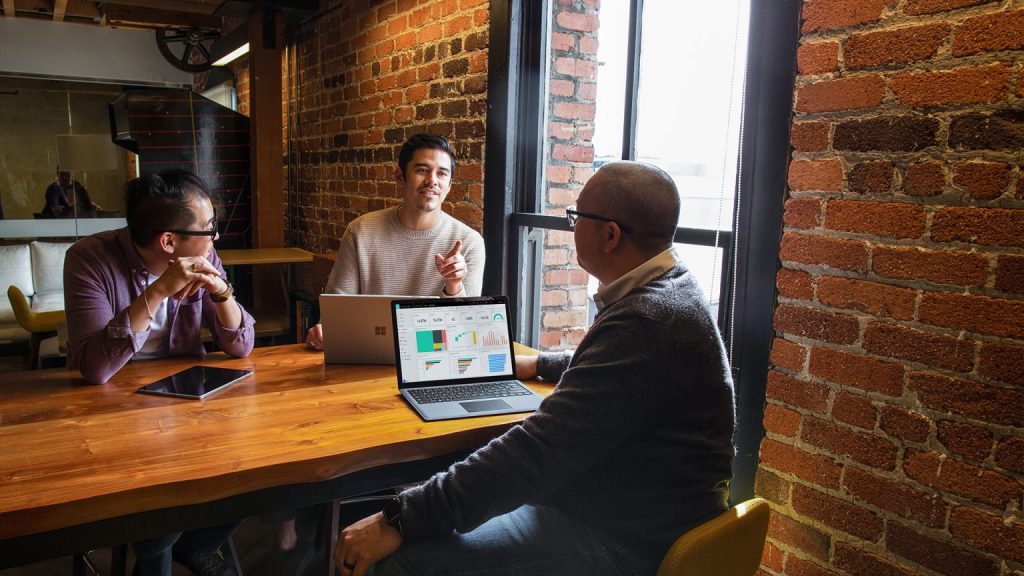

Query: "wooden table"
(0, 344), (552, 569)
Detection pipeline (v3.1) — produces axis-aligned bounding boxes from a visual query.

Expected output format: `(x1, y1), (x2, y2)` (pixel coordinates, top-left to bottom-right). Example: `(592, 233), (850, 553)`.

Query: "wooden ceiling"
(2, 0), (228, 31)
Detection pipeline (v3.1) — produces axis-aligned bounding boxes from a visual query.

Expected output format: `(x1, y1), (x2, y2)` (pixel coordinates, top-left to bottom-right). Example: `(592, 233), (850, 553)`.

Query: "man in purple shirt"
(63, 169), (253, 576)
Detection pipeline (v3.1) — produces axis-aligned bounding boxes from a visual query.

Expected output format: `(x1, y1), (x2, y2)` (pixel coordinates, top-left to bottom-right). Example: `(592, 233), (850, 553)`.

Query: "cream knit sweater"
(324, 206), (485, 297)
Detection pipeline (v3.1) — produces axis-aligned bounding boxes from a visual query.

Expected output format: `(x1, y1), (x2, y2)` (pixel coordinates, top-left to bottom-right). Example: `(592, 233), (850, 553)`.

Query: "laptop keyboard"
(409, 381), (533, 404)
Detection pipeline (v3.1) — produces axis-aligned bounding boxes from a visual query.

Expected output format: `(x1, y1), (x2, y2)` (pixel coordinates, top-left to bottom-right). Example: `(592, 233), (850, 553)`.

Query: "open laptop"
(320, 294), (435, 364)
(391, 296), (543, 421)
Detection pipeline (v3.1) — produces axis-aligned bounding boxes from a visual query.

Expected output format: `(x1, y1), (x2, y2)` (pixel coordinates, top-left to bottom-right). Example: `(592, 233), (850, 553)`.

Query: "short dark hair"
(592, 161), (681, 253)
(125, 169), (215, 246)
(398, 133), (457, 175)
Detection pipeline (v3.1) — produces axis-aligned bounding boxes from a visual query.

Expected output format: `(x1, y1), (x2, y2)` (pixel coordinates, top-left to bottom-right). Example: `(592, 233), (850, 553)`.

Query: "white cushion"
(0, 294), (16, 326)
(31, 241), (72, 295)
(31, 291), (65, 313)
(0, 244), (34, 298)
(0, 322), (30, 343)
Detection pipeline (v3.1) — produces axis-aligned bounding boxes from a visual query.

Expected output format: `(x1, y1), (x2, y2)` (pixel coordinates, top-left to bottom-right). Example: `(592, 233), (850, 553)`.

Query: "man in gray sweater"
(334, 161), (735, 576)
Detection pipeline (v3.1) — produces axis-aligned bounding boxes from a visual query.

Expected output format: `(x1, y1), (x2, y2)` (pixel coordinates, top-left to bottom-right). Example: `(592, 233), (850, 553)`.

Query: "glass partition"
(0, 76), (134, 240)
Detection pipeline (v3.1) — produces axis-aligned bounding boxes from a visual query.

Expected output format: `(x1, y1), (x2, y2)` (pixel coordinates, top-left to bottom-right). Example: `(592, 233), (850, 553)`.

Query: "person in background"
(64, 169), (253, 576)
(305, 133), (485, 350)
(333, 161), (736, 576)
(42, 169), (101, 217)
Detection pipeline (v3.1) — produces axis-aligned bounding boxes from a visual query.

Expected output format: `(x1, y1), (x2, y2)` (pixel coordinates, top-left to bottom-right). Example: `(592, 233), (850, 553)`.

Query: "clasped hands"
(150, 256), (227, 301)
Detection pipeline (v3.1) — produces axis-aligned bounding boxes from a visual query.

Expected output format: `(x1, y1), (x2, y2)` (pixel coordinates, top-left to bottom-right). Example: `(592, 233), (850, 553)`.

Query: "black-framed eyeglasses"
(566, 207), (633, 234)
(165, 217), (218, 237)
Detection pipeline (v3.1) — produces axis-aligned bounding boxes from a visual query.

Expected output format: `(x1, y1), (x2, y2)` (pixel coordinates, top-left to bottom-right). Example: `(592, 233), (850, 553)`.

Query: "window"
(483, 0), (801, 502)
(509, 0), (749, 348)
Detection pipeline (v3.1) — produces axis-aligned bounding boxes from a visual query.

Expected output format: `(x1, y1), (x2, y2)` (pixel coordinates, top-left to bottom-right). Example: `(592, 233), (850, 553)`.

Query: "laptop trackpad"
(460, 399), (512, 413)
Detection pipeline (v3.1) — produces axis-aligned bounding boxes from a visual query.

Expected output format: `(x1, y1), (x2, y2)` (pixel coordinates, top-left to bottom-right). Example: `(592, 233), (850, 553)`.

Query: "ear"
(395, 166), (406, 184)
(602, 222), (623, 253)
(157, 232), (176, 255)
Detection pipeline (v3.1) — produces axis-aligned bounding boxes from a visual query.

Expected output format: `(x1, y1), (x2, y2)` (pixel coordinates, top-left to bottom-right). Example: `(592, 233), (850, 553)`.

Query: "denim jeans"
(370, 505), (642, 576)
(131, 521), (240, 576)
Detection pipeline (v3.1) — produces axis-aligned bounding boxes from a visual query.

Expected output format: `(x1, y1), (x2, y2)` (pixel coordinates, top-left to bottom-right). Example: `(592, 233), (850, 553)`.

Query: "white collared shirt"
(594, 249), (678, 312)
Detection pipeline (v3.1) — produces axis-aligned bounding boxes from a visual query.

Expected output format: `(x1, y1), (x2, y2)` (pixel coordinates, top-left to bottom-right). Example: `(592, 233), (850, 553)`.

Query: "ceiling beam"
(102, 4), (222, 30)
(52, 0), (66, 21)
(3, 0), (16, 17)
(99, 0), (220, 14)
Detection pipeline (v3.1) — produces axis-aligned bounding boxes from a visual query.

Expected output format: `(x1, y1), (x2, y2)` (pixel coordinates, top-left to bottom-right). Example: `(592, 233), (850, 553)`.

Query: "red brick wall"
(286, 0), (489, 254)
(538, 0), (600, 351)
(761, 2), (1024, 575)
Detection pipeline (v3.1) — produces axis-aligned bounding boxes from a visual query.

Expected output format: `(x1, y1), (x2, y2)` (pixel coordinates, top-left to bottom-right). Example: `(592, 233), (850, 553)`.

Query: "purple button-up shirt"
(64, 228), (255, 384)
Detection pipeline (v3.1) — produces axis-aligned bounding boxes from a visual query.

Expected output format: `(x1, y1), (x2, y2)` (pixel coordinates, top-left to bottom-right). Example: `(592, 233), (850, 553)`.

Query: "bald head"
(579, 161), (680, 253)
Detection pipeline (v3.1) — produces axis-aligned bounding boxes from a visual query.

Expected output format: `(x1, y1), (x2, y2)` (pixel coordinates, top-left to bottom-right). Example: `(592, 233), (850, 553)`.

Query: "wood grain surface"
(0, 344), (552, 541)
(217, 247), (315, 266)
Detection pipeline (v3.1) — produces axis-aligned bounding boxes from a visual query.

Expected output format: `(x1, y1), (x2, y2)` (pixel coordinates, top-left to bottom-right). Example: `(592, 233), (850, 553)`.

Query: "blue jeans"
(370, 505), (642, 576)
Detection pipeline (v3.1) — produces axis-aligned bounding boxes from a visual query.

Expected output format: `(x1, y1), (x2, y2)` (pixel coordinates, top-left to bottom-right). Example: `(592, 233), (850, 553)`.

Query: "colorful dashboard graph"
(454, 331), (477, 344)
(416, 330), (447, 353)
(487, 353), (507, 373)
(482, 329), (508, 346)
(424, 359), (443, 371)
(456, 357), (475, 375)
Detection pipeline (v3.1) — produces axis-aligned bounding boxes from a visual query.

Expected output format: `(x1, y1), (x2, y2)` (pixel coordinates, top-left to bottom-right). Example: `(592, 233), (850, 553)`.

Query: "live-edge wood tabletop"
(0, 344), (552, 543)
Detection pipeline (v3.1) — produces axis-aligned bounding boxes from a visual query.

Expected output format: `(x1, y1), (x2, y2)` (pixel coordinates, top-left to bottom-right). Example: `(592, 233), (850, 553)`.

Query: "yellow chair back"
(8, 285), (66, 333)
(656, 498), (770, 576)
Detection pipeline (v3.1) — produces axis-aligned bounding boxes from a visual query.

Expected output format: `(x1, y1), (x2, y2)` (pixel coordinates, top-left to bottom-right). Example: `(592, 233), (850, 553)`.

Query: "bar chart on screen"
(482, 327), (508, 346)
(487, 353), (509, 373)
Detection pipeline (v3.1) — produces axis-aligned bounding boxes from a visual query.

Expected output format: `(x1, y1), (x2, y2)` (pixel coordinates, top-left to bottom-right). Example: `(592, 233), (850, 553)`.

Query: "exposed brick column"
(539, 0), (600, 350)
(762, 2), (1024, 575)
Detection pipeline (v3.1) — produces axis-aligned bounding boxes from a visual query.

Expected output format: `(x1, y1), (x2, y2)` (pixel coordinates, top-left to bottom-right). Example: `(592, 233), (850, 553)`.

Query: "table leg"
(316, 500), (340, 576)
(111, 544), (128, 576)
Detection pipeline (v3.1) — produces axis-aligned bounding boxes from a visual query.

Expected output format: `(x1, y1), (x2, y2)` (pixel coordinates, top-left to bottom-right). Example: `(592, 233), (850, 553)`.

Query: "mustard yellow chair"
(8, 285), (66, 369)
(656, 498), (771, 576)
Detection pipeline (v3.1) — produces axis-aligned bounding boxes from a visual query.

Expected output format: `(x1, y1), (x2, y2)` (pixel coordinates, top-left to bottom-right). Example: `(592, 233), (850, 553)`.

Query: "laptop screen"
(392, 296), (516, 389)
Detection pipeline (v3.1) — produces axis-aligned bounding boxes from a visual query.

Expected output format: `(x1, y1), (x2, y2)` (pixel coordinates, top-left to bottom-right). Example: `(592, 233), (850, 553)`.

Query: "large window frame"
(482, 0), (801, 502)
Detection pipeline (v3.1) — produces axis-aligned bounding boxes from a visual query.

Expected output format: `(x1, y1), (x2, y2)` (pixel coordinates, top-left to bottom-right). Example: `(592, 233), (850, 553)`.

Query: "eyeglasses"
(165, 217), (218, 237)
(565, 207), (633, 234)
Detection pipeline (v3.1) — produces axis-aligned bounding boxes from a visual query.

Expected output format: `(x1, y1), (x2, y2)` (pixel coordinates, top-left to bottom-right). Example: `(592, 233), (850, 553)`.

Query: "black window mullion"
(621, 0), (644, 161)
(484, 0), (549, 340)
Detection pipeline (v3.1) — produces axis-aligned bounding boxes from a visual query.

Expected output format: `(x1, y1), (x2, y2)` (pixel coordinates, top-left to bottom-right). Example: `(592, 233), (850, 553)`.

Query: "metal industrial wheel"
(156, 27), (219, 73)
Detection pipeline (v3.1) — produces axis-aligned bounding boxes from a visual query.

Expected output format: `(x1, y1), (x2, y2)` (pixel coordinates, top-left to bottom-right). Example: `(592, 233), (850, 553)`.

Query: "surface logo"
(374, 325), (387, 336)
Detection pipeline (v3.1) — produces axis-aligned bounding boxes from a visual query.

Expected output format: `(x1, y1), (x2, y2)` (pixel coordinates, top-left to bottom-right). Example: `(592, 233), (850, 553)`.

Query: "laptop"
(391, 296), (543, 421)
(320, 294), (435, 364)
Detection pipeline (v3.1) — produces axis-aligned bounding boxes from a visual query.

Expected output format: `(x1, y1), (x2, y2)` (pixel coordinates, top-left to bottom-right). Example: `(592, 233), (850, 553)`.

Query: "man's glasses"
(565, 207), (633, 234)
(165, 217), (218, 237)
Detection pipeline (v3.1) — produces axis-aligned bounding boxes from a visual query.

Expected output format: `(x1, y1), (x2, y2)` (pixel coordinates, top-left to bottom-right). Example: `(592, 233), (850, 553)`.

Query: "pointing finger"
(444, 240), (462, 259)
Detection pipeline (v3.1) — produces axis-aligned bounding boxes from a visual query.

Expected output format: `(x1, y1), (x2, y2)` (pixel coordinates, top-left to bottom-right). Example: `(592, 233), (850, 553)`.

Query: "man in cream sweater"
(306, 133), (485, 349)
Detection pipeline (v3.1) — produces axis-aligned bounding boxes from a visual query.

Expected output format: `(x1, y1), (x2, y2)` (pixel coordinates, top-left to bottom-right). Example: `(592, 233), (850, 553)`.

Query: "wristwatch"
(382, 496), (403, 536)
(209, 280), (234, 303)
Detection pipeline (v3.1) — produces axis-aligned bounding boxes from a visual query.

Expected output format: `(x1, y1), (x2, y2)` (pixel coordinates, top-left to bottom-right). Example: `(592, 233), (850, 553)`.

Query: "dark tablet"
(136, 366), (253, 400)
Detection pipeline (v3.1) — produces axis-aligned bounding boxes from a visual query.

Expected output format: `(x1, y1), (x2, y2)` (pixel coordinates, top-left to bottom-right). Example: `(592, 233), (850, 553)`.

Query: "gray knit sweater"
(324, 207), (484, 297)
(398, 263), (735, 573)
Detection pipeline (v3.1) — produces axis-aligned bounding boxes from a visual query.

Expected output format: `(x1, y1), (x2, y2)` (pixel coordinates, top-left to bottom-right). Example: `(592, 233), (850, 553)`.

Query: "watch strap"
(382, 496), (403, 536)
(209, 280), (234, 303)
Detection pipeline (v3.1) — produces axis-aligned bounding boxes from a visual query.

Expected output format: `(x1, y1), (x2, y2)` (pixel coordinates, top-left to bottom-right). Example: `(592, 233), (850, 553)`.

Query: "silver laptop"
(320, 294), (435, 364)
(391, 296), (543, 421)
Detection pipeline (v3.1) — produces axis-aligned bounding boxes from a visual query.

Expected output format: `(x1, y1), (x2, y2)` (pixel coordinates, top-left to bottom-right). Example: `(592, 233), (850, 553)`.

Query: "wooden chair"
(7, 285), (66, 369)
(656, 498), (770, 576)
